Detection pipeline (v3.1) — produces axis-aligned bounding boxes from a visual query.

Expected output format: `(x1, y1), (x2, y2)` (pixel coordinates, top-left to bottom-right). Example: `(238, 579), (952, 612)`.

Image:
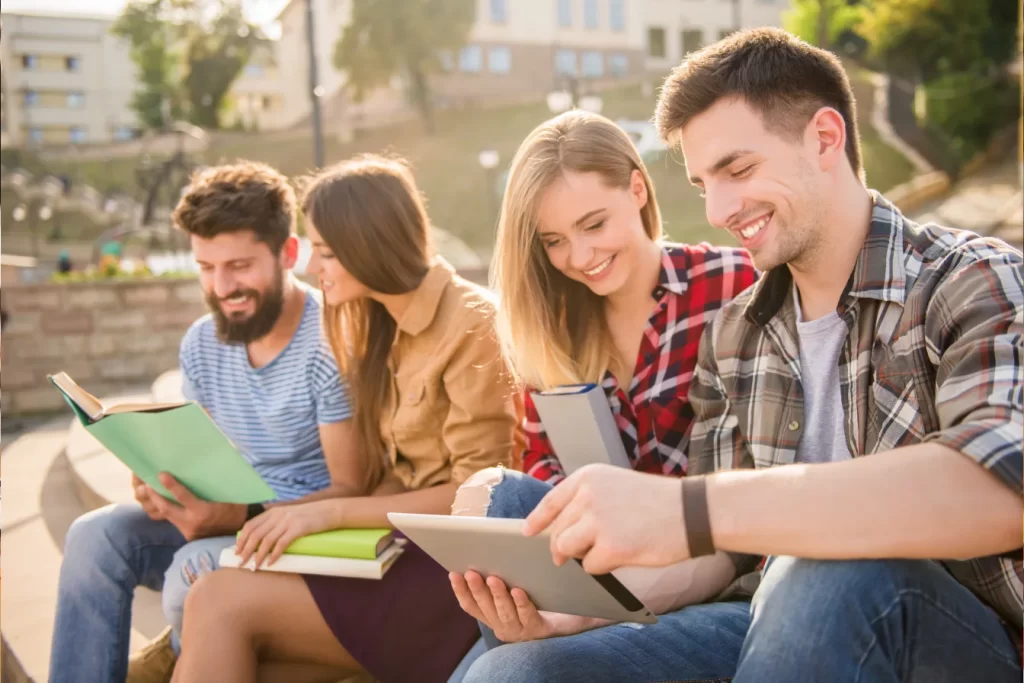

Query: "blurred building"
(0, 10), (140, 148)
(228, 0), (788, 133)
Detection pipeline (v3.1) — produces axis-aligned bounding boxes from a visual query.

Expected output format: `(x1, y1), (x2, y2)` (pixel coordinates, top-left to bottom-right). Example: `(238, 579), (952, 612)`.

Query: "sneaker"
(126, 626), (176, 683)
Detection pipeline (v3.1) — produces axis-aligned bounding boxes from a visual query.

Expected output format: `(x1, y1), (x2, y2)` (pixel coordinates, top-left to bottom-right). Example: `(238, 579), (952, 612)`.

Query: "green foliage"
(859, 0), (1017, 79)
(923, 71), (1019, 161)
(333, 0), (475, 132)
(112, 0), (265, 130)
(783, 0), (864, 49)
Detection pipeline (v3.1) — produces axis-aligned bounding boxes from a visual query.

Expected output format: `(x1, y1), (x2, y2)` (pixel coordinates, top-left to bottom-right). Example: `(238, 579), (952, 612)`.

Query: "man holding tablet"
(457, 28), (1022, 683)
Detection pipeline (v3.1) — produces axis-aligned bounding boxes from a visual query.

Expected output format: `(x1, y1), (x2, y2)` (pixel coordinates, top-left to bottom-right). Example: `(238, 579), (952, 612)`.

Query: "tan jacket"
(380, 259), (517, 490)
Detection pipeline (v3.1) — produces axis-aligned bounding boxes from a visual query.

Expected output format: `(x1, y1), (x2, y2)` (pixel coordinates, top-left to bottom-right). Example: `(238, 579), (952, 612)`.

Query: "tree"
(784, 0), (864, 50)
(333, 0), (475, 134)
(113, 0), (264, 130)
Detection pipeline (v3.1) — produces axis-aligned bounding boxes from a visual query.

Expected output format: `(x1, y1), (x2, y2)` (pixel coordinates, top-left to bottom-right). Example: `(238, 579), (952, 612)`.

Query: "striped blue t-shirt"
(178, 288), (351, 501)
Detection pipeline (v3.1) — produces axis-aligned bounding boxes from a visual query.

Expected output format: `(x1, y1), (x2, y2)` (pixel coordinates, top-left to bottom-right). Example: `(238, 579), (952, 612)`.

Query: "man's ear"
(280, 234), (300, 269)
(809, 107), (847, 173)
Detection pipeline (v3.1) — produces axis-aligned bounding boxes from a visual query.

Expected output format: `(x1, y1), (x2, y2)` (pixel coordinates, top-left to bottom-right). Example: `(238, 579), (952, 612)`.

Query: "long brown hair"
(300, 155), (433, 491)
(492, 110), (662, 390)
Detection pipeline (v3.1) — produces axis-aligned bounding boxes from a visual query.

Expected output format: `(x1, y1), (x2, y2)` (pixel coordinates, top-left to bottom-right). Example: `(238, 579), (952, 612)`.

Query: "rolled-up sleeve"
(923, 250), (1024, 495)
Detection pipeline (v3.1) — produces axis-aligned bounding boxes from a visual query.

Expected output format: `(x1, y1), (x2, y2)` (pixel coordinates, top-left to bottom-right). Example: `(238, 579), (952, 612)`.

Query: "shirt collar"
(744, 192), (908, 327)
(396, 257), (454, 336)
(652, 244), (690, 299)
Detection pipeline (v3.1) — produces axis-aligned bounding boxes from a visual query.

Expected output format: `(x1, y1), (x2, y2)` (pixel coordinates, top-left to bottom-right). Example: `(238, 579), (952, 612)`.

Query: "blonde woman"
(449, 111), (759, 683)
(172, 156), (517, 683)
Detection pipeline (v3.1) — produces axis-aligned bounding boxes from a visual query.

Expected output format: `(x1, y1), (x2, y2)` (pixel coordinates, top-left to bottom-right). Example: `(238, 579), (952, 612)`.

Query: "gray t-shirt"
(794, 287), (853, 464)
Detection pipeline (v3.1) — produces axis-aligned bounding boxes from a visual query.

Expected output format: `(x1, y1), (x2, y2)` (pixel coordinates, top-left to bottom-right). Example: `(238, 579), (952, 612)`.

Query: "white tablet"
(389, 512), (658, 624)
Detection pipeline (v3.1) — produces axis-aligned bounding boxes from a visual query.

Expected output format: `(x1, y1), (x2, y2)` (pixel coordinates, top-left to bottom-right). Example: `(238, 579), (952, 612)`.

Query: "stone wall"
(0, 267), (490, 416)
(1, 278), (206, 415)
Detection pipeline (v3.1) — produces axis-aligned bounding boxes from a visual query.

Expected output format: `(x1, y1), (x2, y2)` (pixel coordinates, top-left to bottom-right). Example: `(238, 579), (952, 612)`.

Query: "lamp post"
(546, 74), (604, 115)
(305, 0), (325, 169)
(478, 149), (501, 230)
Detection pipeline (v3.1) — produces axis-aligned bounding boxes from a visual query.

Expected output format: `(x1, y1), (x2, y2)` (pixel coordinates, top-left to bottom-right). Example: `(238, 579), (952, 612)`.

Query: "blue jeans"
(48, 504), (234, 683)
(462, 469), (1022, 683)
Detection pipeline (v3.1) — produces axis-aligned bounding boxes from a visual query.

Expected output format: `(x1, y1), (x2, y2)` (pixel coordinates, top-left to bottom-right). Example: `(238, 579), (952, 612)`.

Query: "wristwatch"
(245, 502), (265, 521)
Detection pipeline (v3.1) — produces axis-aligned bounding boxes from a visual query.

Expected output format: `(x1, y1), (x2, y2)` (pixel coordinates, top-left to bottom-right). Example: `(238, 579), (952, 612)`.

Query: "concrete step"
(2, 401), (169, 681)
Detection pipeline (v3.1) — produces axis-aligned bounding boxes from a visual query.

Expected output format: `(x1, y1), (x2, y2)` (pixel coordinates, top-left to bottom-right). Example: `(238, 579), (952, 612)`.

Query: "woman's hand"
(449, 571), (605, 643)
(235, 499), (341, 569)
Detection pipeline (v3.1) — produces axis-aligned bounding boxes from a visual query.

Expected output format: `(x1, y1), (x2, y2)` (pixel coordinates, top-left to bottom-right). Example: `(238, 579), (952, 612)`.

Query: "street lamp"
(478, 149), (501, 230)
(546, 74), (603, 115)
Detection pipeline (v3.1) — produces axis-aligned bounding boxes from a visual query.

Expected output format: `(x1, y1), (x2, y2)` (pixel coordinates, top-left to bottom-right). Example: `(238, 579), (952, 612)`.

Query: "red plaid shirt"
(522, 243), (758, 484)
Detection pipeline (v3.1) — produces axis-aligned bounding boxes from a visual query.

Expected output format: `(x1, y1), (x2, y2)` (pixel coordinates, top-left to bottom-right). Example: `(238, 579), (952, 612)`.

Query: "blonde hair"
(300, 155), (433, 492)
(491, 110), (662, 390)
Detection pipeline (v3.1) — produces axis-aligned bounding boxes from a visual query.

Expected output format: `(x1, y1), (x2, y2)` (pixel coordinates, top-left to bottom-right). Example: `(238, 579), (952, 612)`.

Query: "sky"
(3, 0), (290, 26)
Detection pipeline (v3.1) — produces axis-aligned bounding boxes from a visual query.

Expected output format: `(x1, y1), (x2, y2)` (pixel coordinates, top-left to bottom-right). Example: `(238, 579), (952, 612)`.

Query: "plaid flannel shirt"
(522, 243), (757, 484)
(689, 194), (1024, 631)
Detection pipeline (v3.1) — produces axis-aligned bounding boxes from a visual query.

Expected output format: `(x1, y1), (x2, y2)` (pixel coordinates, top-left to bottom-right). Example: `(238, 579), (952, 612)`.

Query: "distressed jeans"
(48, 504), (233, 683)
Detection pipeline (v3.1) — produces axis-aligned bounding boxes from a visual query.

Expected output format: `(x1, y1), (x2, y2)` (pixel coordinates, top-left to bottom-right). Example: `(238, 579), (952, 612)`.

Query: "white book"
(530, 383), (632, 475)
(218, 539), (407, 580)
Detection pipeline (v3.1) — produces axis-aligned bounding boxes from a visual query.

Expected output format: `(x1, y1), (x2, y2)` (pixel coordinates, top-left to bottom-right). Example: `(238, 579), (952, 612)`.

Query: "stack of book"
(219, 528), (406, 580)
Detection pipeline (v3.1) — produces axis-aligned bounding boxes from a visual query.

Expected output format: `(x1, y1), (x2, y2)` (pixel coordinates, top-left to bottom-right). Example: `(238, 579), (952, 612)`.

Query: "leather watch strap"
(681, 475), (715, 558)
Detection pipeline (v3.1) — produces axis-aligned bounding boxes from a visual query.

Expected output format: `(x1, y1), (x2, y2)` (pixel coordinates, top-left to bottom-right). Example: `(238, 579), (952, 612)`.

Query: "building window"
(610, 0), (625, 31)
(584, 0), (599, 29)
(438, 49), (455, 72)
(681, 29), (703, 54)
(23, 90), (39, 107)
(647, 27), (667, 59)
(608, 53), (628, 77)
(488, 47), (511, 74)
(70, 127), (87, 144)
(490, 0), (507, 23)
(28, 127), (43, 144)
(67, 92), (86, 109)
(22, 55), (38, 69)
(244, 64), (265, 78)
(65, 56), (81, 72)
(459, 45), (483, 73)
(113, 125), (136, 141)
(581, 51), (603, 77)
(555, 49), (577, 76)
(557, 0), (572, 28)
(262, 95), (273, 110)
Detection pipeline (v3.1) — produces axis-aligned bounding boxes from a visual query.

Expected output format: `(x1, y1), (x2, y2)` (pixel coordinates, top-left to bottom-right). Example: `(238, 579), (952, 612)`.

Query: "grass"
(25, 76), (915, 256)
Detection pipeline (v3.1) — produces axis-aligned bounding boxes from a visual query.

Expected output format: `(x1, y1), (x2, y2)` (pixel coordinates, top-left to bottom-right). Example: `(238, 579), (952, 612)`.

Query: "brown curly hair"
(173, 161), (296, 253)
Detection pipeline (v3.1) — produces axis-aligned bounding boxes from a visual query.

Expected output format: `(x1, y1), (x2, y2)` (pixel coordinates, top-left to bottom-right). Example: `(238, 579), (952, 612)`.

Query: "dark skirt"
(303, 536), (479, 683)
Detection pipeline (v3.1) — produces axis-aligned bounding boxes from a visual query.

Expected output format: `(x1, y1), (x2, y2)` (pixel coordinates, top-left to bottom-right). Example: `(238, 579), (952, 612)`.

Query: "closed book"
(48, 371), (276, 505)
(529, 383), (632, 475)
(280, 528), (394, 560)
(218, 539), (407, 580)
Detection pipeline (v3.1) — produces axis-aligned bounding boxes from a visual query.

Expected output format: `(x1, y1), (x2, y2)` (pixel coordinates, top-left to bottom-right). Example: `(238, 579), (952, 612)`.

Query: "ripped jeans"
(49, 504), (233, 683)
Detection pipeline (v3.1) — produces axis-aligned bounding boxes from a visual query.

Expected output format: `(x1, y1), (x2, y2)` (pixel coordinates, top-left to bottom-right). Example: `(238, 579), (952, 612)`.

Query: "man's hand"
(148, 473), (247, 541)
(449, 571), (603, 643)
(524, 464), (690, 574)
(132, 474), (166, 522)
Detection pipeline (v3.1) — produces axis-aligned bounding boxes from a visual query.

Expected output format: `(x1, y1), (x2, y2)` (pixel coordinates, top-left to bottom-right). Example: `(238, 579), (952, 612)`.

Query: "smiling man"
(49, 162), (360, 683)
(513, 28), (1022, 683)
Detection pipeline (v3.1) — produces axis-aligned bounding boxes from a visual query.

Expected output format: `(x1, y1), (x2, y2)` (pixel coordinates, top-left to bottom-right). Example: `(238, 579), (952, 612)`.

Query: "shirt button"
(788, 420), (800, 431)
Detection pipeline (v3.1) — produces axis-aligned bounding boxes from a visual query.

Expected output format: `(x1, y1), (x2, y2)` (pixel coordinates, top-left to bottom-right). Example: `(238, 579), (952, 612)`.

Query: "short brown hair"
(655, 27), (862, 178)
(173, 161), (295, 253)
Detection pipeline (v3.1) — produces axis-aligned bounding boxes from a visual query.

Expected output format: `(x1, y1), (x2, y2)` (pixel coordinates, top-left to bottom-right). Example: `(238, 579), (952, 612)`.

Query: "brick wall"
(1, 278), (207, 415)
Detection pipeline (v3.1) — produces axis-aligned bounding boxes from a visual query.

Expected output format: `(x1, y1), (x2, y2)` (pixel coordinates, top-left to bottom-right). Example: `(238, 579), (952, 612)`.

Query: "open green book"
(49, 371), (276, 505)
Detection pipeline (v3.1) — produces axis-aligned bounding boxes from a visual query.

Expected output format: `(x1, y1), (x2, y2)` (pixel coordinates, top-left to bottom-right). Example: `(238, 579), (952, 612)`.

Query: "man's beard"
(207, 269), (286, 344)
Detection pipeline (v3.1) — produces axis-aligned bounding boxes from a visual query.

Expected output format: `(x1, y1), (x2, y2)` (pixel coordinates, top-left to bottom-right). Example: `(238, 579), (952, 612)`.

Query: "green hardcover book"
(282, 529), (395, 560)
(49, 371), (276, 505)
